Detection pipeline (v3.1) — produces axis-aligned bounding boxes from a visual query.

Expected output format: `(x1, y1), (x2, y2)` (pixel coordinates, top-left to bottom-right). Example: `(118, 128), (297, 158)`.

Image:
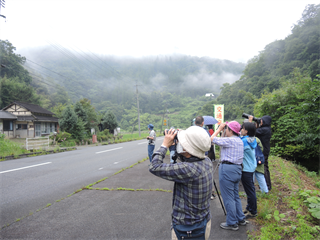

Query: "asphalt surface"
(0, 150), (255, 240)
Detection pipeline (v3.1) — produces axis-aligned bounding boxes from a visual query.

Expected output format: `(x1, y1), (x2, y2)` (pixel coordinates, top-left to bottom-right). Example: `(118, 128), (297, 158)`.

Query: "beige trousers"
(171, 220), (211, 240)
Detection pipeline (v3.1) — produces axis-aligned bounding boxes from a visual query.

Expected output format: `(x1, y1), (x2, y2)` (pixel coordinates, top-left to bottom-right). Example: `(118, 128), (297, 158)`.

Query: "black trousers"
(241, 171), (257, 214)
(264, 155), (272, 190)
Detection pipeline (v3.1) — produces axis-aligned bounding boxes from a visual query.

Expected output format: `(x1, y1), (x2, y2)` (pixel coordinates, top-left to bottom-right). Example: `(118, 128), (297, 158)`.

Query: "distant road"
(0, 137), (163, 228)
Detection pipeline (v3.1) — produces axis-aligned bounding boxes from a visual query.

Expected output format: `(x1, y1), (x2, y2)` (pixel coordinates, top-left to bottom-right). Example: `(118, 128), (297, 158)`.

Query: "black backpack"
(255, 144), (265, 164)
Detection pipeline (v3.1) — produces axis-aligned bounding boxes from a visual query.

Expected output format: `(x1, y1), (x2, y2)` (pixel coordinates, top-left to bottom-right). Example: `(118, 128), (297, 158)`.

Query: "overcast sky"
(0, 0), (319, 63)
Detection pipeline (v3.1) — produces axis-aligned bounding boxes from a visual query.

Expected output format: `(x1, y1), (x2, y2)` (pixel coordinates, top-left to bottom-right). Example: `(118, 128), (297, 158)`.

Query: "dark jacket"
(255, 115), (272, 156)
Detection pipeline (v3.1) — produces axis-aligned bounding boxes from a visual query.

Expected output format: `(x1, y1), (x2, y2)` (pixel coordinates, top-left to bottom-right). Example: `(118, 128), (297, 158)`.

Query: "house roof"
(0, 110), (18, 120)
(2, 101), (55, 115)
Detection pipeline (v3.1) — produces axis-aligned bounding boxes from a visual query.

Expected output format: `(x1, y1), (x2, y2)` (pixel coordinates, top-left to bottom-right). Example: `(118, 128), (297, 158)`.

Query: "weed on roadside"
(248, 156), (320, 239)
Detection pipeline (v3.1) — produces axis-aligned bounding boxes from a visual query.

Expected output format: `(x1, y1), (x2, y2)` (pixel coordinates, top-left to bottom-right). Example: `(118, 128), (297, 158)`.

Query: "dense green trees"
(59, 105), (87, 141)
(216, 4), (320, 120)
(102, 111), (118, 134)
(0, 40), (41, 108)
(0, 76), (41, 107)
(212, 4), (320, 171)
(0, 40), (32, 84)
(254, 70), (319, 171)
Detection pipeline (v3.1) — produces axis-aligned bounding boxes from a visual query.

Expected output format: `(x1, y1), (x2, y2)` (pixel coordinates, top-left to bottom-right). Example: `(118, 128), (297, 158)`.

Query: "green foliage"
(50, 103), (67, 119)
(216, 4), (320, 120)
(79, 98), (98, 132)
(54, 131), (72, 143)
(0, 136), (28, 157)
(299, 190), (320, 220)
(74, 101), (88, 125)
(0, 40), (32, 84)
(72, 118), (87, 141)
(0, 76), (41, 108)
(59, 105), (77, 132)
(58, 105), (86, 140)
(102, 110), (118, 133)
(59, 140), (76, 147)
(249, 156), (320, 240)
(254, 70), (320, 171)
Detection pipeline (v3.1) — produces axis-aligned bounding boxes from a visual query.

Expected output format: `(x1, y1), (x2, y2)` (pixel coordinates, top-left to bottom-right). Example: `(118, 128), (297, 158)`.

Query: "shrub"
(55, 132), (72, 143)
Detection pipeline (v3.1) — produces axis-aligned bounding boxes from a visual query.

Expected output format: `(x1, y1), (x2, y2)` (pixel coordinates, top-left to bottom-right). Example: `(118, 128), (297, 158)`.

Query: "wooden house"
(0, 101), (59, 138)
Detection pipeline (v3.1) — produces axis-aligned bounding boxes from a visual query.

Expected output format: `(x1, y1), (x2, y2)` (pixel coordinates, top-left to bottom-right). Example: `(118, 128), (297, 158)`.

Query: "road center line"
(96, 147), (123, 154)
(0, 162), (52, 174)
(138, 142), (147, 145)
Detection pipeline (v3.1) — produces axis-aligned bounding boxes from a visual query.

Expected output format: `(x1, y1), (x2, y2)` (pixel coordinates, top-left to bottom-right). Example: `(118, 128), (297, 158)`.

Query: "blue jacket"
(241, 136), (257, 172)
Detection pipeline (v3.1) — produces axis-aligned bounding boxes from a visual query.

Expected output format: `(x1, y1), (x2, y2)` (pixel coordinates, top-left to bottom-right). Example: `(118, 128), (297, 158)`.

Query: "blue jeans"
(219, 164), (246, 225)
(170, 150), (175, 163)
(148, 144), (155, 162)
(241, 171), (257, 215)
(254, 172), (269, 193)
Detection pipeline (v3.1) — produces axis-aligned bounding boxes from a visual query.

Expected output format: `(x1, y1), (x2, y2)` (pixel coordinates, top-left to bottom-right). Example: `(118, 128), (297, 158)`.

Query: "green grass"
(0, 137), (28, 157)
(248, 156), (320, 239)
(121, 132), (150, 141)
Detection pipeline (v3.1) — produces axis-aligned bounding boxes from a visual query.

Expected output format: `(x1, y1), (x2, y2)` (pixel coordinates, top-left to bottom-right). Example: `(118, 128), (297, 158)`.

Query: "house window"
(16, 124), (28, 130)
(3, 120), (13, 131)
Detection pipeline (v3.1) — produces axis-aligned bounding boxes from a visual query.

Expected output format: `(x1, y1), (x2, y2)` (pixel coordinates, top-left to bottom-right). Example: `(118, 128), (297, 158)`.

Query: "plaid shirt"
(212, 136), (244, 165)
(149, 146), (213, 225)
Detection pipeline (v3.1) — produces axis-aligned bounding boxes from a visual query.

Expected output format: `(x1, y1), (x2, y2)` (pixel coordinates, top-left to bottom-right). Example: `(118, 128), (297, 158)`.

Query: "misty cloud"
(182, 68), (242, 92)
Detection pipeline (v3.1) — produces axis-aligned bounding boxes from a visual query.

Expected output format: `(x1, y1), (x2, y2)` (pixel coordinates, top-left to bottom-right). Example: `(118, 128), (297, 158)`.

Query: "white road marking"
(99, 168), (103, 170)
(0, 162), (52, 174)
(138, 142), (147, 145)
(114, 162), (119, 164)
(96, 147), (123, 154)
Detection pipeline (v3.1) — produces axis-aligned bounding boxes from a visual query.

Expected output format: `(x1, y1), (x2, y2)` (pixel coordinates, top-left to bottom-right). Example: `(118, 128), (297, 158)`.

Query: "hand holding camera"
(163, 128), (178, 148)
(242, 113), (261, 127)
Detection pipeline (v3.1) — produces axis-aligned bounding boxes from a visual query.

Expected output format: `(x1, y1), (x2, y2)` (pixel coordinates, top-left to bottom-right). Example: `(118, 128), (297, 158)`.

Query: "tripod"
(212, 160), (227, 215)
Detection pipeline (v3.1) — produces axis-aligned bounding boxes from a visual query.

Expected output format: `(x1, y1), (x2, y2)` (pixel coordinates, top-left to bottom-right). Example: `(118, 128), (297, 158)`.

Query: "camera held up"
(242, 113), (261, 126)
(163, 128), (179, 140)
(163, 128), (180, 162)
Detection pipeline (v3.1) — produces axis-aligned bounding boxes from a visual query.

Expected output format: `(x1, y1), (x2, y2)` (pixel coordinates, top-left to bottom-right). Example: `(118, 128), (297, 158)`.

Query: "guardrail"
(26, 136), (49, 150)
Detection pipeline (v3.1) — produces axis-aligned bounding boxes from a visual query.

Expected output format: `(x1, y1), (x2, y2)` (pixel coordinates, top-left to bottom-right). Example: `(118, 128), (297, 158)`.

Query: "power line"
(28, 72), (56, 88)
(45, 39), (111, 80)
(26, 59), (70, 80)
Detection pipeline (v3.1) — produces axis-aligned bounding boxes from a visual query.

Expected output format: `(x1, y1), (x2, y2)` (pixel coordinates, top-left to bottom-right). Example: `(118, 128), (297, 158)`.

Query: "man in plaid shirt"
(149, 126), (213, 240)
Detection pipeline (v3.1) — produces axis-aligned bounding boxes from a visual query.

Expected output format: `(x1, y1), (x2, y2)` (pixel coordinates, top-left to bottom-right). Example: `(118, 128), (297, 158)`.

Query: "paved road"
(0, 151), (254, 239)
(0, 137), (163, 228)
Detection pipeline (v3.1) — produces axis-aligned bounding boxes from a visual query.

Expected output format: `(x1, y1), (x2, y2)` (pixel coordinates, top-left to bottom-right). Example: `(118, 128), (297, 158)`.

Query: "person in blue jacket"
(240, 122), (258, 218)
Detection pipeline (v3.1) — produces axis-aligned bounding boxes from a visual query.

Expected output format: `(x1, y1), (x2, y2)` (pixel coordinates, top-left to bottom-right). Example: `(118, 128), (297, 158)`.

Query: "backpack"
(255, 144), (265, 164)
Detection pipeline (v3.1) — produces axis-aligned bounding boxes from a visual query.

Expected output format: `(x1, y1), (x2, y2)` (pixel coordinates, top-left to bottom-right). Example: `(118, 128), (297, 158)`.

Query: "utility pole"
(134, 82), (142, 137)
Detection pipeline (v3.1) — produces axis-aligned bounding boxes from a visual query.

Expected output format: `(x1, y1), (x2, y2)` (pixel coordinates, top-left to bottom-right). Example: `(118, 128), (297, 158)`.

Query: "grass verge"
(248, 156), (320, 239)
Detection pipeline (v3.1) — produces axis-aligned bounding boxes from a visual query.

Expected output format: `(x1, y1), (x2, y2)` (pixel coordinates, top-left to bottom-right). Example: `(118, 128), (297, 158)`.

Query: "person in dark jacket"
(249, 115), (272, 191)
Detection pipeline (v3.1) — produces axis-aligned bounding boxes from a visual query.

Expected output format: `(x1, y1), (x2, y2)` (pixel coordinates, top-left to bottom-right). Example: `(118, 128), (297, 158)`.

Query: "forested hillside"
(1, 39), (245, 130)
(216, 4), (320, 171)
(217, 4), (320, 120)
(23, 49), (244, 114)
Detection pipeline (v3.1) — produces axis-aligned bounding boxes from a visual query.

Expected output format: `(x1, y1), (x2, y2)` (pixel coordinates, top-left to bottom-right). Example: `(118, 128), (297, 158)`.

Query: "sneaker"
(245, 212), (257, 219)
(211, 193), (216, 200)
(243, 209), (249, 214)
(220, 222), (239, 231)
(238, 219), (247, 226)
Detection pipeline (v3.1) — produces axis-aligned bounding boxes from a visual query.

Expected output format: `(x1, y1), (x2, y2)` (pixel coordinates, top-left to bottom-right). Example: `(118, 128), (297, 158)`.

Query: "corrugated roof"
(0, 110), (18, 119)
(3, 101), (55, 115)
